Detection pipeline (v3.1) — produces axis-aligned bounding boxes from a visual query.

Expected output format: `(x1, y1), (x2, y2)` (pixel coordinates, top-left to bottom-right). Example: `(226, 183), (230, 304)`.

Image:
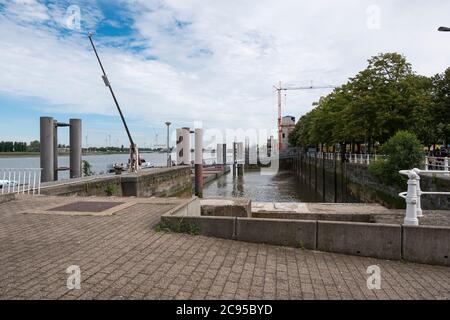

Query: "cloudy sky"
(1, 0), (450, 147)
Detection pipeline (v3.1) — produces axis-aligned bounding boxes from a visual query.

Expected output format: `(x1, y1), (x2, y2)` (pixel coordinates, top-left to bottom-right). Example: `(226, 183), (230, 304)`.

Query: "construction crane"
(273, 82), (336, 151)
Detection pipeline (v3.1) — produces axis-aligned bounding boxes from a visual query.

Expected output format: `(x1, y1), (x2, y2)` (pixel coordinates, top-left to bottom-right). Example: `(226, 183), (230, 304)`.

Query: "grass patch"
(154, 220), (200, 236)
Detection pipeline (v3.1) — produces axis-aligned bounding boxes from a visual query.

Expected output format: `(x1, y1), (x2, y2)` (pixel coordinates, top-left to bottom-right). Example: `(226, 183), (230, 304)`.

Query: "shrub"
(105, 183), (118, 196)
(82, 160), (94, 177)
(369, 131), (424, 186)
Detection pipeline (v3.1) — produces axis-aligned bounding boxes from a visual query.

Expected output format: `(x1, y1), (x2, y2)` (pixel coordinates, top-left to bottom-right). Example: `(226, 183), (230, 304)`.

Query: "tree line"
(0, 140), (40, 153)
(289, 53), (450, 153)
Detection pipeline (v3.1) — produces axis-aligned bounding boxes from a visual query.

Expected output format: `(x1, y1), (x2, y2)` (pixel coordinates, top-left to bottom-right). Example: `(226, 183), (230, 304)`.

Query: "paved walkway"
(0, 196), (449, 300)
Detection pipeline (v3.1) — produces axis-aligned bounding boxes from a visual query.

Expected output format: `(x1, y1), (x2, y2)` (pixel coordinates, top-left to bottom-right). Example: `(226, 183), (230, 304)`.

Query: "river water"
(203, 170), (319, 202)
(0, 153), (167, 180)
(1, 154), (322, 202)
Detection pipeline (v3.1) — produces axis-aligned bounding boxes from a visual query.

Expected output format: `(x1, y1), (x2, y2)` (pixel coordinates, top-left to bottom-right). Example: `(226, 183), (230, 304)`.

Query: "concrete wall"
(201, 198), (251, 218)
(281, 155), (450, 210)
(161, 215), (235, 239)
(161, 200), (449, 266)
(403, 225), (450, 266)
(236, 218), (316, 249)
(40, 166), (192, 198)
(317, 221), (402, 260)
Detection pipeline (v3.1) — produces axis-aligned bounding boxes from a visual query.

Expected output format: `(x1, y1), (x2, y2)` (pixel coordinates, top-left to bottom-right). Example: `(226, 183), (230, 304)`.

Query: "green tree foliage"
(82, 160), (94, 177)
(0, 141), (27, 152)
(28, 140), (40, 152)
(368, 131), (424, 186)
(290, 52), (448, 151)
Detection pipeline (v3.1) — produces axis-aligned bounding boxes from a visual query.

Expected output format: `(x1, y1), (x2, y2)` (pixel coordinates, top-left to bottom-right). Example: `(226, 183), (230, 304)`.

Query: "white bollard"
(403, 170), (420, 226)
(412, 168), (423, 218)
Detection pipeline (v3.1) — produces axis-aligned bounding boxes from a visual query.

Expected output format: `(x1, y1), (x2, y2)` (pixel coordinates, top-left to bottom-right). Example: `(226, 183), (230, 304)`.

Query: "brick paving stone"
(0, 196), (449, 300)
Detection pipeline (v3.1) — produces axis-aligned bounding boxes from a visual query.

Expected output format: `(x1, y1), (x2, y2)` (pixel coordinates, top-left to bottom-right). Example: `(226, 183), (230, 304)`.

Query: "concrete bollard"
(194, 129), (203, 197)
(69, 119), (82, 179)
(40, 117), (55, 182)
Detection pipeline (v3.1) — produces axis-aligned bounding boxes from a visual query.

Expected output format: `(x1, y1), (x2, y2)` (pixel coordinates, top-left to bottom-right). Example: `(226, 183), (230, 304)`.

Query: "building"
(281, 116), (296, 150)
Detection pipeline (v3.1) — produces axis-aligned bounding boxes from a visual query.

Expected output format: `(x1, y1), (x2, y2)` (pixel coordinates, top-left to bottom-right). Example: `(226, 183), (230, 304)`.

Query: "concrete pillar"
(222, 144), (227, 169)
(195, 129), (203, 197)
(237, 164), (244, 176)
(217, 143), (224, 165)
(176, 128), (191, 165)
(40, 117), (54, 182)
(53, 120), (58, 181)
(245, 138), (250, 165)
(233, 142), (237, 176)
(69, 119), (82, 179)
(236, 142), (244, 163)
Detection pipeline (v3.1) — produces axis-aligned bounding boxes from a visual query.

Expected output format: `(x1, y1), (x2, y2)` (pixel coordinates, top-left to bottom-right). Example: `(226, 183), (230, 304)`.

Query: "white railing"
(0, 168), (42, 195)
(308, 152), (386, 165)
(425, 156), (449, 173)
(309, 153), (450, 171)
(399, 168), (450, 226)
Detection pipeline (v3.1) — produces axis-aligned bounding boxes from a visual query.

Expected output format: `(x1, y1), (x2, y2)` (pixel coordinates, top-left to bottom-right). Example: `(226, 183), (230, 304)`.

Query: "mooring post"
(402, 170), (420, 226)
(176, 128), (191, 165)
(223, 143), (227, 171)
(69, 119), (82, 179)
(40, 117), (54, 183)
(233, 142), (237, 177)
(194, 128), (203, 198)
(53, 119), (58, 181)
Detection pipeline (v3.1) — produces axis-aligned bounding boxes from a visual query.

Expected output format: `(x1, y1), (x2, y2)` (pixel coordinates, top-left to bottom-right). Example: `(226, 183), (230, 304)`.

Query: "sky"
(1, 0), (450, 147)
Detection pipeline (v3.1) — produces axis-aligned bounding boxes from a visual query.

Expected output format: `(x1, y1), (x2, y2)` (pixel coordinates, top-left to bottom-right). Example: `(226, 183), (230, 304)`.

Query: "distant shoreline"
(0, 151), (160, 158)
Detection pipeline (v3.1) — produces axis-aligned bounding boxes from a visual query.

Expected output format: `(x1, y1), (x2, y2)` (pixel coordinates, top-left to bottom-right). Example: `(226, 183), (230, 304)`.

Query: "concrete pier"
(194, 128), (203, 197)
(40, 117), (54, 182)
(69, 119), (82, 178)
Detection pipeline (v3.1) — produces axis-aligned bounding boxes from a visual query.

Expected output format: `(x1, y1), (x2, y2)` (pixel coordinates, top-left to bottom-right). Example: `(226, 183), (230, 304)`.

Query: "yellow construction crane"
(273, 82), (336, 150)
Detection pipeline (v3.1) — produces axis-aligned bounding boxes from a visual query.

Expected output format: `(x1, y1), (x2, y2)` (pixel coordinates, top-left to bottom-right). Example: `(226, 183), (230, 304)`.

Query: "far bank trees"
(289, 53), (450, 152)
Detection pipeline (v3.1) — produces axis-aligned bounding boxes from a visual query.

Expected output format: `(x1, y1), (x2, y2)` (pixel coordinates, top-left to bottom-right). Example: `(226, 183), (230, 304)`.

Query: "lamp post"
(165, 122), (171, 167)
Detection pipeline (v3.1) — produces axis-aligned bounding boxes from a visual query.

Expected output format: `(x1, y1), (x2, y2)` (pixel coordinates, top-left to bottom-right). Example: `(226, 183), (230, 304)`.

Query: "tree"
(430, 68), (450, 147)
(290, 52), (443, 151)
(28, 141), (40, 152)
(368, 131), (424, 186)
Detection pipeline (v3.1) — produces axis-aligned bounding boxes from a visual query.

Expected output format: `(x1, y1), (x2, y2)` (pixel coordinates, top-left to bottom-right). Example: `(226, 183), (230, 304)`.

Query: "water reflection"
(203, 169), (320, 202)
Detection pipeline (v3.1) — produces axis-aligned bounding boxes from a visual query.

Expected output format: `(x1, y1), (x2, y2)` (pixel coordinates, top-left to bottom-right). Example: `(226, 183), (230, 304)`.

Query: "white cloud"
(1, 0), (450, 146)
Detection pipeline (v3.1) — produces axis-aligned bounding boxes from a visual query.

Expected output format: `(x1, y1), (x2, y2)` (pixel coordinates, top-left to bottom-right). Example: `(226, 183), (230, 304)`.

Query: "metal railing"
(0, 168), (42, 195)
(399, 168), (450, 226)
(425, 156), (449, 173)
(305, 152), (386, 165)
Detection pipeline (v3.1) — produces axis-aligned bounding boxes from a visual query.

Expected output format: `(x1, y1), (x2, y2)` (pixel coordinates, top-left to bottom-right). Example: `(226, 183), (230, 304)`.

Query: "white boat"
(0, 180), (18, 188)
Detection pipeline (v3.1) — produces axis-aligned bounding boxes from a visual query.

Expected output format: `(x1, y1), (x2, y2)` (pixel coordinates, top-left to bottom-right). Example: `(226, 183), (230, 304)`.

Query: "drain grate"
(48, 201), (125, 213)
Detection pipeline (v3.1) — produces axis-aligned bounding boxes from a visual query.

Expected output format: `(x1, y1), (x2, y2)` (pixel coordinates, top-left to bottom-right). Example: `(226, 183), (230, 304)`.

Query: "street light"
(165, 122), (172, 167)
(438, 26), (450, 32)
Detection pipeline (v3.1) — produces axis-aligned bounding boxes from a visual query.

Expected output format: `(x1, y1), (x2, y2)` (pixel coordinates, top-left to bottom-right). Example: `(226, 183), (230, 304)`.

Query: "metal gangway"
(0, 168), (42, 195)
(399, 168), (450, 226)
